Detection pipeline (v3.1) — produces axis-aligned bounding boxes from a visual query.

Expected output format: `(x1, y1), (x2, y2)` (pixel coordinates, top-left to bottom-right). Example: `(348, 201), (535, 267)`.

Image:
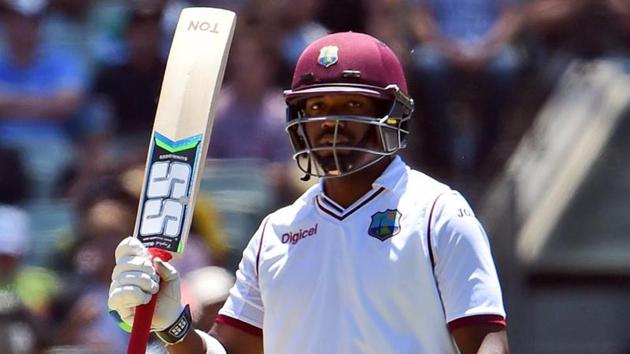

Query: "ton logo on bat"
(187, 20), (218, 33)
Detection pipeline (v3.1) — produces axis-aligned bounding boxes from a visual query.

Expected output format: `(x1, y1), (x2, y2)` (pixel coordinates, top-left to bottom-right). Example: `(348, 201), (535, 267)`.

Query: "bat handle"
(126, 247), (173, 354)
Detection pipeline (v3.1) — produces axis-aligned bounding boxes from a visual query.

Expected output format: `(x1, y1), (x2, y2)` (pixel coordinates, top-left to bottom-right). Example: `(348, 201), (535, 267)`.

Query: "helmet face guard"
(285, 84), (414, 179)
(284, 32), (413, 179)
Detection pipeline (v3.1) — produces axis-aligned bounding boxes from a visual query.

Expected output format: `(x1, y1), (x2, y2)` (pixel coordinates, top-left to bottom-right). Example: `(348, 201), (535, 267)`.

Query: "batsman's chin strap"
(300, 156), (312, 181)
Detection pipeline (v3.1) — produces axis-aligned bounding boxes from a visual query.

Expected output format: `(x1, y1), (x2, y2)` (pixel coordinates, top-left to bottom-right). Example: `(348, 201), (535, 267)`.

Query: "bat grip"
(126, 247), (173, 354)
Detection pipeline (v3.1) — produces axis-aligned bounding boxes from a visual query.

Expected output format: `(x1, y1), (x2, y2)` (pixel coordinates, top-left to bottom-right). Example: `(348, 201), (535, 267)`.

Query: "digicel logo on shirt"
(281, 224), (318, 245)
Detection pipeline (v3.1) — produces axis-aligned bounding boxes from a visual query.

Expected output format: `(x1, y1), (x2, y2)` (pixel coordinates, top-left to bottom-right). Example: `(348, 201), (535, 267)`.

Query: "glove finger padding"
(112, 255), (158, 284)
(154, 258), (178, 283)
(113, 270), (160, 294)
(118, 307), (135, 326)
(109, 237), (184, 332)
(115, 236), (149, 259)
(108, 282), (153, 309)
(109, 237), (157, 328)
(152, 258), (183, 331)
(112, 255), (158, 279)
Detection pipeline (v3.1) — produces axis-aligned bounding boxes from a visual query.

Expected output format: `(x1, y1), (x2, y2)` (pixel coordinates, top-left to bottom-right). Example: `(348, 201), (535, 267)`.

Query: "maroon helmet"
(284, 32), (414, 179)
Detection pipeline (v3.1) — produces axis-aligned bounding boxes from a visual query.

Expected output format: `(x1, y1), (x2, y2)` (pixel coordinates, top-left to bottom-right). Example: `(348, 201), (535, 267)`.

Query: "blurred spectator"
(42, 0), (127, 187)
(187, 196), (229, 268)
(271, 0), (329, 87)
(54, 171), (137, 272)
(183, 266), (234, 331)
(0, 146), (31, 205)
(192, 0), (249, 13)
(130, 0), (191, 59)
(0, 135), (56, 354)
(50, 174), (136, 352)
(208, 30), (298, 206)
(91, 7), (165, 155)
(316, 0), (367, 33)
(45, 0), (131, 67)
(0, 205), (56, 353)
(0, 147), (57, 319)
(0, 0), (87, 198)
(208, 31), (290, 163)
(527, 0), (630, 58)
(525, 0), (630, 90)
(0, 207), (30, 280)
(365, 0), (414, 67)
(42, 0), (104, 80)
(408, 0), (524, 190)
(52, 235), (129, 352)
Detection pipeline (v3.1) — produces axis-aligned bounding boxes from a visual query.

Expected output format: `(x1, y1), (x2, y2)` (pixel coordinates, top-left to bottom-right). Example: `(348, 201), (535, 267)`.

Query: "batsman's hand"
(108, 237), (183, 331)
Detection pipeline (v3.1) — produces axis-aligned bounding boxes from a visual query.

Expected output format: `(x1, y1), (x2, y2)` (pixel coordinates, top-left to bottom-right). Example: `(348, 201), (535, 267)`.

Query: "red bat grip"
(126, 247), (173, 354)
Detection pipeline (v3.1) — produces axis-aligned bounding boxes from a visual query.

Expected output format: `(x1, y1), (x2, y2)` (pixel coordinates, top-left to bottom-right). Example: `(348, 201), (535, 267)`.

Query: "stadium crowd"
(0, 0), (628, 352)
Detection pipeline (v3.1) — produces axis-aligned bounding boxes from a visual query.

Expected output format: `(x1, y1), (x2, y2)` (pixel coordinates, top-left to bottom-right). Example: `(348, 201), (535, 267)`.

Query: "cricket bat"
(127, 8), (236, 353)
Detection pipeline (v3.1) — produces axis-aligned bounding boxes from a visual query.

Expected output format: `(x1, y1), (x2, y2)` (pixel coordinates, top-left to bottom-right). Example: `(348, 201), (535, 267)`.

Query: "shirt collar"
(314, 155), (407, 198)
(372, 155), (406, 191)
(312, 156), (405, 219)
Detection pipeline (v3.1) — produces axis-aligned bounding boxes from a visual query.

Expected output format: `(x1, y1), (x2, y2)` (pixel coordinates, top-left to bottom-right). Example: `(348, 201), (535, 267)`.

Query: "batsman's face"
(302, 94), (381, 175)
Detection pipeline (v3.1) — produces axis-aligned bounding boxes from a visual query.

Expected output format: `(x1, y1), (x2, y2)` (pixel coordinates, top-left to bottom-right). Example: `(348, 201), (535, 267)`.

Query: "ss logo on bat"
(139, 161), (191, 238)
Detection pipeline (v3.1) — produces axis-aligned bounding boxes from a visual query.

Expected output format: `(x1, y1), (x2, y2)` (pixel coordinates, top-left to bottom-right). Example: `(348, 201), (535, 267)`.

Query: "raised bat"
(127, 7), (236, 353)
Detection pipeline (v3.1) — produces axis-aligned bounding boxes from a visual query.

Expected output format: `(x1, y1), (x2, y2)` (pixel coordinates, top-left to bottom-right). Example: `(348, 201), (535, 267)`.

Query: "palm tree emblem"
(318, 46), (339, 67)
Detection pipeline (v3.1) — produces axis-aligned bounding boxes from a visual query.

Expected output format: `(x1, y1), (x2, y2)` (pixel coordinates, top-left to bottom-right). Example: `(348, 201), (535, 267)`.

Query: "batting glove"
(108, 237), (183, 332)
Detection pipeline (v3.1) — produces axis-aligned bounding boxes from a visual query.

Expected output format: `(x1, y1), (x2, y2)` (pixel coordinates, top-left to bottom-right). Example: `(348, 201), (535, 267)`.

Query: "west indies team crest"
(368, 209), (402, 241)
(318, 45), (339, 67)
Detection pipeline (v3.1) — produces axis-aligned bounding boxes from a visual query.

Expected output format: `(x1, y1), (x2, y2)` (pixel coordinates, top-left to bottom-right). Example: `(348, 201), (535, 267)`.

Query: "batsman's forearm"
(477, 330), (509, 354)
(167, 329), (206, 354)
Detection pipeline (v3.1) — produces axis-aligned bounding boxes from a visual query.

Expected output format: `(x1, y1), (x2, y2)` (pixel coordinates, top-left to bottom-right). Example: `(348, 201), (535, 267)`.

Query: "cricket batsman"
(109, 31), (509, 354)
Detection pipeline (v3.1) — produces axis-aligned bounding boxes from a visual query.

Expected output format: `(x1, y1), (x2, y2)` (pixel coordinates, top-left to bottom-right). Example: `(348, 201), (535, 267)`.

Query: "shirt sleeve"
(429, 191), (506, 325)
(217, 218), (267, 330)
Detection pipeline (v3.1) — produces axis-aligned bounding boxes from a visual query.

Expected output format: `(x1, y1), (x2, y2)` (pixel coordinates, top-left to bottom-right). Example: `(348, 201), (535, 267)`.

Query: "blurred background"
(0, 0), (628, 352)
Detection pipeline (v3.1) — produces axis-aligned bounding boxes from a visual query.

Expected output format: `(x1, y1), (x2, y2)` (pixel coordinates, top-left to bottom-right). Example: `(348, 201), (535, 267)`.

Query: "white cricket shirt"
(218, 156), (506, 353)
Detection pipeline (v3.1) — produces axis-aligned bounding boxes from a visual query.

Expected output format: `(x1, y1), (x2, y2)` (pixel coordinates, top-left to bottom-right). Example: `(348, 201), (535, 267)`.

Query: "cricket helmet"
(284, 32), (414, 179)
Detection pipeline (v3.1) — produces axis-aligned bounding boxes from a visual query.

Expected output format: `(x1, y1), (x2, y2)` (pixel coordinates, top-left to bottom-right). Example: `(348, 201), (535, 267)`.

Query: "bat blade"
(134, 7), (236, 255)
(126, 8), (235, 354)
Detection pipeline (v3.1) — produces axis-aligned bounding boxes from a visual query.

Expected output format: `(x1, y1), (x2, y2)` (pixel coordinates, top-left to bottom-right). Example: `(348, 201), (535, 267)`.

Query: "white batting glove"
(108, 237), (183, 332)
